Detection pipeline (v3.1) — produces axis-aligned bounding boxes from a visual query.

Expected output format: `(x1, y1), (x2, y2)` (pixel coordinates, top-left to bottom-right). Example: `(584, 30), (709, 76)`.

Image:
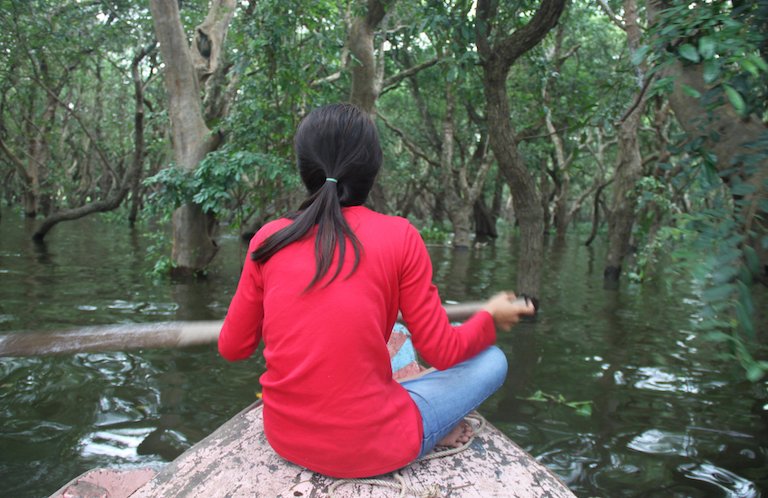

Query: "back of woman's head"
(251, 103), (382, 290)
(294, 103), (382, 205)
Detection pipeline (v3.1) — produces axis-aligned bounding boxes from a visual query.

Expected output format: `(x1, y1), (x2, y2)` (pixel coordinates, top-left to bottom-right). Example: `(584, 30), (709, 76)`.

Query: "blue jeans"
(400, 346), (508, 458)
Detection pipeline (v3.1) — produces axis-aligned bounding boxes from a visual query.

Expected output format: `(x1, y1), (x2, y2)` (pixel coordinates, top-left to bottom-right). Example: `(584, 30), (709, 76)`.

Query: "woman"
(219, 103), (534, 478)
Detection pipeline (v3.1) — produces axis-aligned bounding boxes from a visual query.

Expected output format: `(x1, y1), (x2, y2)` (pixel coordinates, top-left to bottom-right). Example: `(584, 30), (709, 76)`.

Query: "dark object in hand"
(514, 293), (539, 316)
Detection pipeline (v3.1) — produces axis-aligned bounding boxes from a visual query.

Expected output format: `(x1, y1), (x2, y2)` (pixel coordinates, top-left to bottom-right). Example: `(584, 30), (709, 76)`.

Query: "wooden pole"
(0, 302), (484, 357)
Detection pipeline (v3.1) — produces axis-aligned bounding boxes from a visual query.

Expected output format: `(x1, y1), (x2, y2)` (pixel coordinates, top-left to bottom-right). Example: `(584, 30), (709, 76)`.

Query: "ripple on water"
(678, 462), (760, 498)
(80, 427), (156, 460)
(628, 429), (697, 457)
(633, 366), (700, 394)
(105, 300), (179, 316)
(80, 425), (190, 463)
(589, 450), (679, 495)
(2, 420), (73, 443)
(533, 434), (604, 486)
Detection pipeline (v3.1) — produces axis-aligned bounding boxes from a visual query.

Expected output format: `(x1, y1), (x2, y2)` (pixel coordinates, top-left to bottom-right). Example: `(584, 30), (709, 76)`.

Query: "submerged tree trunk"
(474, 197), (498, 244)
(603, 0), (649, 286)
(380, 75), (492, 249)
(149, 0), (236, 274)
(0, 86), (57, 219)
(604, 103), (646, 283)
(440, 84), (468, 248)
(440, 84), (493, 249)
(31, 44), (156, 241)
(541, 23), (578, 243)
(476, 0), (567, 296)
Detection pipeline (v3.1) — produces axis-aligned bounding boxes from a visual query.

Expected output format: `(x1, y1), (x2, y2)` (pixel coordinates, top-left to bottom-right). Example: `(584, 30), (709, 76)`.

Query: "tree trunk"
(554, 175), (570, 240)
(585, 182), (611, 247)
(604, 0), (648, 286)
(28, 93), (57, 217)
(149, 0), (236, 274)
(484, 68), (546, 294)
(440, 84), (474, 249)
(32, 44), (155, 241)
(474, 197), (498, 243)
(541, 24), (575, 243)
(0, 136), (36, 217)
(476, 0), (567, 296)
(128, 174), (142, 226)
(643, 0), (767, 282)
(345, 0), (394, 212)
(348, 0), (392, 115)
(604, 103), (645, 284)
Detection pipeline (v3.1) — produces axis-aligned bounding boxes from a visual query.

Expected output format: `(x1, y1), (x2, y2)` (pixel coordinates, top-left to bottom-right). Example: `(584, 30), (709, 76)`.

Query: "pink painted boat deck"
(52, 401), (574, 498)
(52, 467), (158, 498)
(50, 326), (575, 497)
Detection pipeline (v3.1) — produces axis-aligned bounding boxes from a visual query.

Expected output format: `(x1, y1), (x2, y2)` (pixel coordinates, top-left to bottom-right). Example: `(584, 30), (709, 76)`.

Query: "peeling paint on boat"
(48, 316), (575, 497)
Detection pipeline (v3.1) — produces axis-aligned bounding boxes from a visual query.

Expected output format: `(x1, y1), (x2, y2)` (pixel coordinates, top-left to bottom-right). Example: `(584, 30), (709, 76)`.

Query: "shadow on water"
(1, 213), (767, 497)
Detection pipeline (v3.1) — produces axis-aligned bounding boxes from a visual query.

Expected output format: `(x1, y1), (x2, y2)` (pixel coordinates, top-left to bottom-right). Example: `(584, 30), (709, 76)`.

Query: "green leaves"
(678, 44), (700, 63)
(697, 36), (716, 60)
(143, 148), (293, 221)
(680, 84), (701, 98)
(631, 45), (650, 66)
(723, 84), (746, 115)
(667, 205), (764, 383)
(702, 60), (720, 84)
(650, 0), (767, 124)
(522, 390), (593, 417)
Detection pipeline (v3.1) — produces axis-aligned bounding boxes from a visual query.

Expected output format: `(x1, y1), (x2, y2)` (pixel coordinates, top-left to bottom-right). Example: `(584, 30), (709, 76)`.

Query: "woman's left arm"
(218, 245), (265, 361)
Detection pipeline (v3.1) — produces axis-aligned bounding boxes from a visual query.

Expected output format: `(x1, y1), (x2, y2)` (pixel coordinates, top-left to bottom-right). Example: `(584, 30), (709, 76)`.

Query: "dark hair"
(251, 103), (382, 289)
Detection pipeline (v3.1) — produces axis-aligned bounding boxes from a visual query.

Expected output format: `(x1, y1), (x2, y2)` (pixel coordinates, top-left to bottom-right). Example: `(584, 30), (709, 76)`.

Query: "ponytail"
(250, 103), (380, 290)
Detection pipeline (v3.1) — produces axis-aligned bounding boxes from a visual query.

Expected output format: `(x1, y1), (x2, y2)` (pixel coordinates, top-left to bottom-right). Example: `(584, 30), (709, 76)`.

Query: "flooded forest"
(1, 0), (767, 496)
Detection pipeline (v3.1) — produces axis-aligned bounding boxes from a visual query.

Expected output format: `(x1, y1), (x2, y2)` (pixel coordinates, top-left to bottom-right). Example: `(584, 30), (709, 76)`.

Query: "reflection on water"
(632, 367), (700, 394)
(680, 463), (760, 498)
(1, 213), (767, 497)
(628, 429), (697, 456)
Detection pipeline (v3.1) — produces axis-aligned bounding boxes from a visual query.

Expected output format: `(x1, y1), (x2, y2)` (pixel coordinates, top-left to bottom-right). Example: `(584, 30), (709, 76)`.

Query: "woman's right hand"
(482, 292), (536, 331)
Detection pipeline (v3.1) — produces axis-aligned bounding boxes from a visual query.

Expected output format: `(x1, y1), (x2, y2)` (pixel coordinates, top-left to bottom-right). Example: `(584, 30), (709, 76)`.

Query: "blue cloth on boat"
(390, 323), (417, 374)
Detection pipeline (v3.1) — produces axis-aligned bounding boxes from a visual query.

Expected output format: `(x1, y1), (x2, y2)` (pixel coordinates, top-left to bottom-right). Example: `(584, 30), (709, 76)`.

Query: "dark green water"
(1, 213), (766, 497)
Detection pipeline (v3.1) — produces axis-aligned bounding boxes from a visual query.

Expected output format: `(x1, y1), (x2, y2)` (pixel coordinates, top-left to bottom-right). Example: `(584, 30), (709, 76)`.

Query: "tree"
(641, 0), (768, 380)
(377, 0), (493, 248)
(0, 1), (93, 218)
(601, 0), (653, 285)
(31, 43), (157, 241)
(148, 0), (236, 274)
(648, 0), (768, 283)
(348, 0), (395, 114)
(476, 0), (567, 295)
(0, 1), (162, 236)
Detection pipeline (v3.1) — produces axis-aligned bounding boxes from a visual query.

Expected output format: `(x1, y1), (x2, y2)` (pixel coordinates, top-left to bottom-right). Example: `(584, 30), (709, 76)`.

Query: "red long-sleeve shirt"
(218, 205), (495, 478)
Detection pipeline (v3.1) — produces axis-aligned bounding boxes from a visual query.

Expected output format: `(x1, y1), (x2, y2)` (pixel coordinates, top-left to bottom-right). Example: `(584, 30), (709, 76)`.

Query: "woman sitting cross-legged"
(218, 103), (535, 478)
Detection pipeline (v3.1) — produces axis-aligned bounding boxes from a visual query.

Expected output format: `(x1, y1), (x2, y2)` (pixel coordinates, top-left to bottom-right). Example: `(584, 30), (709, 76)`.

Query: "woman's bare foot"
(436, 420), (474, 448)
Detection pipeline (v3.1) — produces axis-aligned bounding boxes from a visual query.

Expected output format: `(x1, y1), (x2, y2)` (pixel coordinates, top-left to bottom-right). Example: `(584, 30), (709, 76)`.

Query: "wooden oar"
(0, 301), (484, 357)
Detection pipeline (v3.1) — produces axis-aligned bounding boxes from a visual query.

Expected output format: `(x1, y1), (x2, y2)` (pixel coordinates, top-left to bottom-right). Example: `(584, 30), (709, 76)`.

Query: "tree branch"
(29, 74), (118, 183)
(478, 0), (568, 70)
(377, 112), (440, 168)
(366, 0), (394, 28)
(597, 0), (627, 30)
(0, 136), (32, 183)
(380, 56), (440, 94)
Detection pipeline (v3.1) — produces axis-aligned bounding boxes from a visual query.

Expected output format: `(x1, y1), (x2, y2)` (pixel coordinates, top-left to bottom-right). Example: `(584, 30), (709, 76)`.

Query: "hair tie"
(325, 178), (338, 183)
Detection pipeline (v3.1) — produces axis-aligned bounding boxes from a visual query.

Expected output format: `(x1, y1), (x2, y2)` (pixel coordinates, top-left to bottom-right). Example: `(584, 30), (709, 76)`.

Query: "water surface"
(1, 213), (766, 497)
